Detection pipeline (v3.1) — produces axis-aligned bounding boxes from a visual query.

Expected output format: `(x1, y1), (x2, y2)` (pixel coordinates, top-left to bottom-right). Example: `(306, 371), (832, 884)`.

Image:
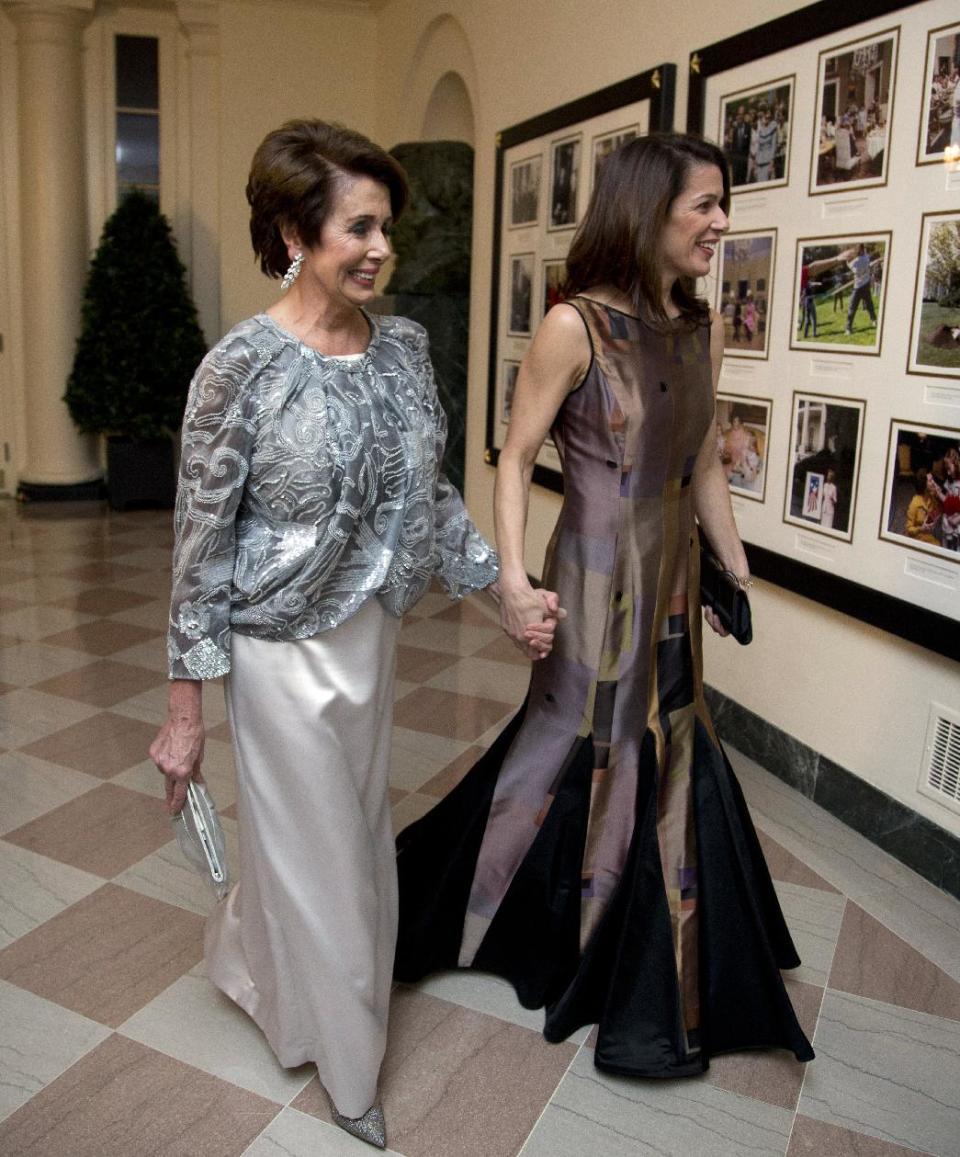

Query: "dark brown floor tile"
(828, 901), (960, 1020)
(0, 1033), (278, 1156)
(473, 633), (532, 667)
(707, 979), (823, 1110)
(0, 884), (203, 1027)
(220, 802), (238, 820)
(389, 786), (408, 805)
(0, 595), (28, 611)
(20, 711), (161, 777)
(420, 744), (487, 797)
(393, 687), (513, 741)
(31, 659), (165, 707)
(787, 1115), (924, 1156)
(0, 632), (21, 648)
(57, 561), (150, 583)
(395, 642), (460, 683)
(48, 588), (155, 615)
(207, 720), (233, 743)
(0, 682), (15, 695)
(4, 782), (171, 876)
(757, 828), (839, 893)
(432, 599), (499, 626)
(294, 987), (574, 1157)
(41, 619), (161, 657)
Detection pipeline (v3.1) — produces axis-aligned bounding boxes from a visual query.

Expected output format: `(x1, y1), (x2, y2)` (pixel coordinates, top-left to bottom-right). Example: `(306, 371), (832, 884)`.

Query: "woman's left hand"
(703, 606), (729, 637)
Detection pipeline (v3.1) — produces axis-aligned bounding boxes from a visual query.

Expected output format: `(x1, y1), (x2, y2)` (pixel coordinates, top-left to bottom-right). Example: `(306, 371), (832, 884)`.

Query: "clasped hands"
(488, 579), (566, 661)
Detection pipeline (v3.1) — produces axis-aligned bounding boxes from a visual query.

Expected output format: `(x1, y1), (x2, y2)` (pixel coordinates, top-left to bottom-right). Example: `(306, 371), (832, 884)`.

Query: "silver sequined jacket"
(167, 312), (498, 680)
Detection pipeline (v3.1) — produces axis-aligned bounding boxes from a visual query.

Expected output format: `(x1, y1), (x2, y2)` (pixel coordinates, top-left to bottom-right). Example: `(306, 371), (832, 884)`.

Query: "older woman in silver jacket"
(150, 119), (560, 1149)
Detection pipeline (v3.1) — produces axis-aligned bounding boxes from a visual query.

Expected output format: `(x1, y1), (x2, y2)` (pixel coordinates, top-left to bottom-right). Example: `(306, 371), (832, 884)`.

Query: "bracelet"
(723, 569), (754, 591)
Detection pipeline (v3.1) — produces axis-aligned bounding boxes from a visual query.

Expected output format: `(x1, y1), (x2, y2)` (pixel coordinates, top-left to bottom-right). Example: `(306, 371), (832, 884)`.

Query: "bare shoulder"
(528, 302), (591, 374)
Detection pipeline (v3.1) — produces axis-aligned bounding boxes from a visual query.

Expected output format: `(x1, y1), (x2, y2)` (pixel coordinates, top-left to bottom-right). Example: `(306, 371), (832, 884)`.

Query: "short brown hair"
(247, 119), (409, 279)
(563, 132), (730, 328)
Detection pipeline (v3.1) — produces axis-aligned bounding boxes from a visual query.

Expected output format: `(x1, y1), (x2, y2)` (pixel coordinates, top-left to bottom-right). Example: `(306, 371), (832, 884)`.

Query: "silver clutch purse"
(172, 781), (230, 900)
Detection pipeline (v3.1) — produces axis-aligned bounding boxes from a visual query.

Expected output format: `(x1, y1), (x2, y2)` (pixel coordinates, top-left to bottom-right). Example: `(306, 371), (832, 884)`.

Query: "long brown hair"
(563, 132), (729, 328)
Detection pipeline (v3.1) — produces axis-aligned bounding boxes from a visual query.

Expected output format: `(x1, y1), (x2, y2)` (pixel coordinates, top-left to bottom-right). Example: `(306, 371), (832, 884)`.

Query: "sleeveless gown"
(394, 297), (814, 1076)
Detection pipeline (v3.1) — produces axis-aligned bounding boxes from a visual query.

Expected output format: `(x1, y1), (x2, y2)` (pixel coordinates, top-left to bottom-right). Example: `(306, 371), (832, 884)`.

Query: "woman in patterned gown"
(394, 133), (814, 1077)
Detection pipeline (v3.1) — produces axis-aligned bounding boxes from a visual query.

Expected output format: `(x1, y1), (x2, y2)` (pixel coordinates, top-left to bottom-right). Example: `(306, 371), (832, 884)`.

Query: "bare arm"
(495, 303), (589, 648)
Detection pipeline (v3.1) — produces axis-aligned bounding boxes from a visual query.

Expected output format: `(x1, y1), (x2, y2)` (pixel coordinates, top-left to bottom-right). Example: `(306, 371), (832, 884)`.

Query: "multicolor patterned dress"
(395, 297), (814, 1076)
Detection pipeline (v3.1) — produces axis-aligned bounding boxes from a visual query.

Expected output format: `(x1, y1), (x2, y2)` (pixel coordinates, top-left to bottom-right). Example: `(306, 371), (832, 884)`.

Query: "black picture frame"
(485, 64), (676, 495)
(688, 0), (959, 659)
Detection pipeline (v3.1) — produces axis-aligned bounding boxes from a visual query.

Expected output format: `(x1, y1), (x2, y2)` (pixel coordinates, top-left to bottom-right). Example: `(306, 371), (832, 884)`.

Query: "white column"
(177, 0), (220, 344)
(4, 0), (101, 494)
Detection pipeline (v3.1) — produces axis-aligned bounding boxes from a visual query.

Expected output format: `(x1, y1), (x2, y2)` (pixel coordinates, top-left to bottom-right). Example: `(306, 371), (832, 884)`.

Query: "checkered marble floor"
(1, 499), (959, 1157)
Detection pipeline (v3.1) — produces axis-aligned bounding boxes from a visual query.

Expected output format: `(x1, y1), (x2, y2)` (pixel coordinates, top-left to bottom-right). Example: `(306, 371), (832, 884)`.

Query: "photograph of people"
(716, 230), (775, 358)
(786, 393), (864, 540)
(510, 155), (541, 227)
(883, 424), (960, 561)
(812, 30), (898, 192)
(549, 136), (580, 228)
(542, 259), (566, 317)
(501, 360), (520, 424)
(719, 77), (793, 190)
(716, 395), (770, 499)
(909, 211), (960, 379)
(918, 22), (960, 163)
(792, 234), (889, 353)
(508, 253), (534, 334)
(148, 118), (557, 1152)
(394, 133), (814, 1080)
(592, 125), (638, 187)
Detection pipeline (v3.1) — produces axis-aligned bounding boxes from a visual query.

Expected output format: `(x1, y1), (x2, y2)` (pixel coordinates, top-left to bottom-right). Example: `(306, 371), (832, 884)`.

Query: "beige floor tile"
(293, 987), (576, 1157)
(30, 659), (166, 709)
(472, 633), (533, 667)
(418, 743), (487, 797)
(115, 818), (239, 917)
(403, 590), (453, 619)
(115, 736), (236, 805)
(758, 828), (840, 894)
(0, 604), (97, 643)
(120, 973), (315, 1103)
(0, 1033), (278, 1157)
(828, 901), (960, 1021)
(20, 711), (161, 778)
(108, 636), (170, 672)
(0, 750), (101, 835)
(40, 619), (161, 657)
(4, 782), (174, 877)
(106, 600), (171, 631)
(774, 881), (845, 988)
(391, 792), (437, 837)
(432, 597), (500, 626)
(105, 546), (182, 571)
(0, 841), (104, 949)
(57, 561), (150, 583)
(0, 883), (204, 1027)
(0, 688), (100, 748)
(394, 641), (460, 683)
(3, 575), (89, 603)
(787, 1115), (927, 1156)
(425, 654), (530, 705)
(391, 725), (471, 766)
(111, 569), (179, 597)
(393, 686), (514, 742)
(396, 615), (501, 657)
(113, 679), (229, 727)
(0, 640), (97, 685)
(48, 587), (155, 616)
(0, 978), (111, 1123)
(245, 1106), (406, 1156)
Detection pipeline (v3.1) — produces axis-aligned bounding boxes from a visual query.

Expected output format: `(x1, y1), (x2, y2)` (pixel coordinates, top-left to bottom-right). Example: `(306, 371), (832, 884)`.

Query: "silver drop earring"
(280, 251), (304, 292)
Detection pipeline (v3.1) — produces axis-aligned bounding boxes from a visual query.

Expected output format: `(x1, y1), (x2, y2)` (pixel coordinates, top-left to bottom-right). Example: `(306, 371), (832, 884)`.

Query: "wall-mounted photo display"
(718, 76), (794, 193)
(881, 420), (960, 561)
(548, 134), (582, 230)
(785, 392), (865, 541)
(908, 210), (960, 380)
(916, 21), (960, 165)
(501, 361), (521, 425)
(591, 124), (639, 190)
(716, 393), (772, 502)
(507, 253), (534, 336)
(715, 230), (776, 359)
(810, 27), (899, 194)
(790, 232), (890, 355)
(542, 259), (566, 318)
(509, 155), (541, 228)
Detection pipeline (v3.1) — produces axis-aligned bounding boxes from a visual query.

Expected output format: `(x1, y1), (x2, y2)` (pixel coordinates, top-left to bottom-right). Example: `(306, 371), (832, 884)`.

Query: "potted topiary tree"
(64, 190), (207, 510)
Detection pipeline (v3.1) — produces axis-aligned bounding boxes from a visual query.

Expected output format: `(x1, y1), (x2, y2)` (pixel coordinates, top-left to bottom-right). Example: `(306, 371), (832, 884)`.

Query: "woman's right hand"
(149, 680), (205, 814)
(499, 580), (565, 660)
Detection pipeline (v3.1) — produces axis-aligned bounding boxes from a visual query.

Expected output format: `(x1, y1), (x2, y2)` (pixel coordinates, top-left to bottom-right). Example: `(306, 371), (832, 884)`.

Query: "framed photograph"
(790, 233), (890, 355)
(880, 420), (960, 561)
(810, 28), (899, 194)
(916, 21), (960, 165)
(907, 210), (960, 379)
(716, 229), (776, 359)
(542, 259), (566, 318)
(501, 360), (521, 425)
(509, 155), (541, 228)
(716, 393), (772, 502)
(719, 76), (794, 192)
(548, 135), (582, 230)
(591, 124), (639, 189)
(785, 392), (865, 542)
(507, 253), (534, 336)
(487, 65), (675, 494)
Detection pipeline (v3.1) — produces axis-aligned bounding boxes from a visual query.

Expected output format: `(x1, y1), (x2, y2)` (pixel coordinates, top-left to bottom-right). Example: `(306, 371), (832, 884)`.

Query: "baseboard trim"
(704, 685), (960, 901)
(17, 479), (105, 503)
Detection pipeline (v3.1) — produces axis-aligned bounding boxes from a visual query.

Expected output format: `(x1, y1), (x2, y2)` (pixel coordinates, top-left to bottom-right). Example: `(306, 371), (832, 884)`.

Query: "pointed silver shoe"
(330, 1101), (386, 1150)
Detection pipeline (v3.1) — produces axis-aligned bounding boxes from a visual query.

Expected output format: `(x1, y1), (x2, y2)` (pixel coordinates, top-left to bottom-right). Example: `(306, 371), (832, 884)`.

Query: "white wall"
(370, 0), (960, 836)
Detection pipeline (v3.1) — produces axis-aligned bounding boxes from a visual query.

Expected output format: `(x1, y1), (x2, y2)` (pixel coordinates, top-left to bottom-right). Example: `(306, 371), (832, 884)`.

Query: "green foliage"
(64, 190), (207, 439)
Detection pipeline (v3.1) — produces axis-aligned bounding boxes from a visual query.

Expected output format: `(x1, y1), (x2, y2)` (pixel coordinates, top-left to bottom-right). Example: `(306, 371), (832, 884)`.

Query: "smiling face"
(290, 174), (393, 310)
(658, 162), (728, 292)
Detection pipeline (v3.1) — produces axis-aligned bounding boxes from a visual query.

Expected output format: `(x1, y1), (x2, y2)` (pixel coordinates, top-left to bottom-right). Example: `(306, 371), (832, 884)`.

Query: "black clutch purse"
(699, 548), (753, 645)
